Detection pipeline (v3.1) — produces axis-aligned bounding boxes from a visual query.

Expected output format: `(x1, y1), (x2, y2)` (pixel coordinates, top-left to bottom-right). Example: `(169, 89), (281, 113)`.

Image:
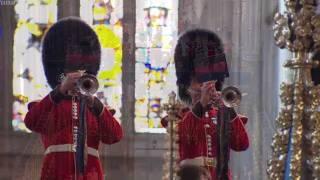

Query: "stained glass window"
(13, 0), (57, 132)
(80, 0), (123, 121)
(135, 0), (178, 133)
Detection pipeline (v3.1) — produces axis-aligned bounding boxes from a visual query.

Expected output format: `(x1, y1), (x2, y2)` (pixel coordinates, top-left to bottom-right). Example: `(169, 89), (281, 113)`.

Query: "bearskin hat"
(42, 17), (101, 89)
(174, 29), (229, 103)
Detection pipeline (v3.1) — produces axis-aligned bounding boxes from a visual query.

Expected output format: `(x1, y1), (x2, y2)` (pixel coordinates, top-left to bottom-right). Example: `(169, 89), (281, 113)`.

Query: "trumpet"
(221, 86), (242, 108)
(77, 74), (99, 96)
(209, 86), (242, 108)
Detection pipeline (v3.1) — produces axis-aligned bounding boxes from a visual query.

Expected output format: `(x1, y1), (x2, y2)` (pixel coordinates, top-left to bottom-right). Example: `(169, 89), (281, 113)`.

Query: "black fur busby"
(174, 29), (229, 103)
(42, 17), (101, 89)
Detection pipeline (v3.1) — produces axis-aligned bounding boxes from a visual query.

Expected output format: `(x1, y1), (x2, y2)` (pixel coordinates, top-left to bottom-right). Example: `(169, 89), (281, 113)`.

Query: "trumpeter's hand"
(199, 81), (222, 108)
(199, 81), (214, 107)
(211, 91), (224, 108)
(59, 72), (83, 95)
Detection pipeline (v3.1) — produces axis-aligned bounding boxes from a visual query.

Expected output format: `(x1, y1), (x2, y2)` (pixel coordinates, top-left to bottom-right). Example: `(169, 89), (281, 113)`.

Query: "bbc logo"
(0, 0), (17, 6)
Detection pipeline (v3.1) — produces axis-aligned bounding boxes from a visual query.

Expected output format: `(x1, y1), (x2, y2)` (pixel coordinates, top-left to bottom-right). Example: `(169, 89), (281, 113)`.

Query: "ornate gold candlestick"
(267, 0), (320, 179)
(162, 92), (182, 180)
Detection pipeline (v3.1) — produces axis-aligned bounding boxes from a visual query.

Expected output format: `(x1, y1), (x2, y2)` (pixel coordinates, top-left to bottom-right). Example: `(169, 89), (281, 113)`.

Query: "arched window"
(134, 0), (178, 133)
(80, 0), (123, 121)
(12, 0), (57, 132)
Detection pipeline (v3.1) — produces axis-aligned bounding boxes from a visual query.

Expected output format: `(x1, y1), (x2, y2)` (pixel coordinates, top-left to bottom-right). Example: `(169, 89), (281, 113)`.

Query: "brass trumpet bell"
(221, 86), (242, 108)
(77, 74), (99, 96)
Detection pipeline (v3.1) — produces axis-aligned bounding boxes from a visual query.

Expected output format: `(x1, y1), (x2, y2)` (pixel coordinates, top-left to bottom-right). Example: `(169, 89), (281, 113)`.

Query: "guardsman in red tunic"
(24, 17), (123, 180)
(173, 29), (249, 180)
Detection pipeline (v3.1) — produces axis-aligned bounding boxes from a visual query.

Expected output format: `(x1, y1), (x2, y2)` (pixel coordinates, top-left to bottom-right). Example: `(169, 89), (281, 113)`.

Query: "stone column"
(58, 0), (80, 19)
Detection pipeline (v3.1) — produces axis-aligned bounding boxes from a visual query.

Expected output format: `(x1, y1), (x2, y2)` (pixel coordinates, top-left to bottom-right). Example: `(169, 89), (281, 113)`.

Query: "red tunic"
(178, 108), (249, 180)
(24, 89), (123, 180)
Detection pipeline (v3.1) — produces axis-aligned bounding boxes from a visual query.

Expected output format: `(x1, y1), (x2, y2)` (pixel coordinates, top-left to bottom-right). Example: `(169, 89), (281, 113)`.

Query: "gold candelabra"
(267, 0), (320, 179)
(162, 92), (182, 180)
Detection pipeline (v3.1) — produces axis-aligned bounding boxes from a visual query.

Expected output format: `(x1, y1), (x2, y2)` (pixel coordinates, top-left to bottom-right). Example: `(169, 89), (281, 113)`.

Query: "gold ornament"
(161, 92), (183, 180)
(269, 1), (320, 179)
